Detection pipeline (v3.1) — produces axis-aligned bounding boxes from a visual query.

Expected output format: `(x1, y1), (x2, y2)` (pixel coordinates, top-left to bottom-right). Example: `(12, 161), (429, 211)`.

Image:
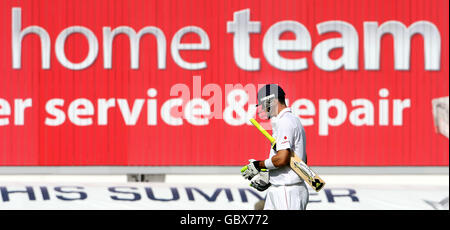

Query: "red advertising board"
(0, 0), (448, 166)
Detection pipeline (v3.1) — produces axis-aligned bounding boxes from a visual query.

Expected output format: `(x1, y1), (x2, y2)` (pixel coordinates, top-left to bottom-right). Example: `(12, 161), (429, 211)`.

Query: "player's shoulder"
(277, 112), (298, 128)
(278, 110), (303, 130)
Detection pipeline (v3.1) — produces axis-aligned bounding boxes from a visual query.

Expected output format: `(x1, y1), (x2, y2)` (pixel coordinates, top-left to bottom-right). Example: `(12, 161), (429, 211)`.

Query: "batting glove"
(240, 159), (261, 180)
(250, 169), (271, 192)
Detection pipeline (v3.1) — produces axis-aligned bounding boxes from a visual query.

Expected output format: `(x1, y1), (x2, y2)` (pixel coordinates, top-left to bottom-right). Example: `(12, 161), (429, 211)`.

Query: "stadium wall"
(0, 0), (448, 171)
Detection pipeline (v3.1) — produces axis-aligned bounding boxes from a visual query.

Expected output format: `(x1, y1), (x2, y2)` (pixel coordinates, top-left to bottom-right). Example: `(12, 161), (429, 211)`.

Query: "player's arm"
(242, 149), (289, 178)
(261, 121), (295, 170)
(242, 121), (294, 178)
(258, 149), (290, 169)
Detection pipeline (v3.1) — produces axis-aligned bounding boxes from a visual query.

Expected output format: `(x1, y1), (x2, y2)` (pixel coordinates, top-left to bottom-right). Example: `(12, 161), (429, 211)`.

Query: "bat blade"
(290, 155), (325, 192)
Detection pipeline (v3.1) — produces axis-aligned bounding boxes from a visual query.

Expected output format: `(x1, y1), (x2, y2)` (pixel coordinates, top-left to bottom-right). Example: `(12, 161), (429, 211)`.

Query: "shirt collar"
(276, 107), (291, 119)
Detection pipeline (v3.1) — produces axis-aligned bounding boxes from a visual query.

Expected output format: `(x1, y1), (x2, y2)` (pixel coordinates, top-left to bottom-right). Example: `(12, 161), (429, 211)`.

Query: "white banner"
(0, 182), (448, 210)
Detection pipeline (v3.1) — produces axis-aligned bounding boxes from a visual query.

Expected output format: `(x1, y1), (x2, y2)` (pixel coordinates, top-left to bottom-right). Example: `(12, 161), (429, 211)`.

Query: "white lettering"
(184, 98), (211, 126)
(171, 26), (210, 70)
(12, 8), (51, 69)
(103, 26), (166, 69)
(55, 26), (99, 70)
(263, 21), (311, 71)
(364, 21), (441, 70)
(68, 98), (94, 126)
(291, 99), (315, 126)
(227, 9), (261, 71)
(45, 99), (65, 126)
(319, 99), (347, 136)
(14, 99), (32, 125)
(314, 21), (359, 71)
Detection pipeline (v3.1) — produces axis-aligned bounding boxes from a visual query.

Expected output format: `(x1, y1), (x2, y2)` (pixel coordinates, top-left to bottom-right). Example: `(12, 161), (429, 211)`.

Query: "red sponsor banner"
(0, 0), (448, 166)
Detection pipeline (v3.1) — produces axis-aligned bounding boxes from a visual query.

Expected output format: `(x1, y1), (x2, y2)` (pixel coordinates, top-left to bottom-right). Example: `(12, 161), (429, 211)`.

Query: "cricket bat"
(249, 118), (325, 192)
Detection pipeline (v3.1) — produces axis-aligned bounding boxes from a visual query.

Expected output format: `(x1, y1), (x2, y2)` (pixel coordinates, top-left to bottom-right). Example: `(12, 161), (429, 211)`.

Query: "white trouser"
(263, 182), (309, 210)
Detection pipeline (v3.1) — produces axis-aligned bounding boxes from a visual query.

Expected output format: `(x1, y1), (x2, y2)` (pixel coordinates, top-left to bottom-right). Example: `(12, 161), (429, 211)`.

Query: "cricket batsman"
(241, 84), (309, 210)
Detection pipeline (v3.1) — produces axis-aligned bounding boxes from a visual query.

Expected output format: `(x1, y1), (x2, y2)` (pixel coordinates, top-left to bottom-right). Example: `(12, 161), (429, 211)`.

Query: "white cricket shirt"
(268, 107), (307, 186)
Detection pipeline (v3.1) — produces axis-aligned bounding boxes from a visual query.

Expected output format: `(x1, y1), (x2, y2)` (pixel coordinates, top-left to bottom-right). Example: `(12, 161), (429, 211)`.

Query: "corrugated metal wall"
(0, 0), (448, 166)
